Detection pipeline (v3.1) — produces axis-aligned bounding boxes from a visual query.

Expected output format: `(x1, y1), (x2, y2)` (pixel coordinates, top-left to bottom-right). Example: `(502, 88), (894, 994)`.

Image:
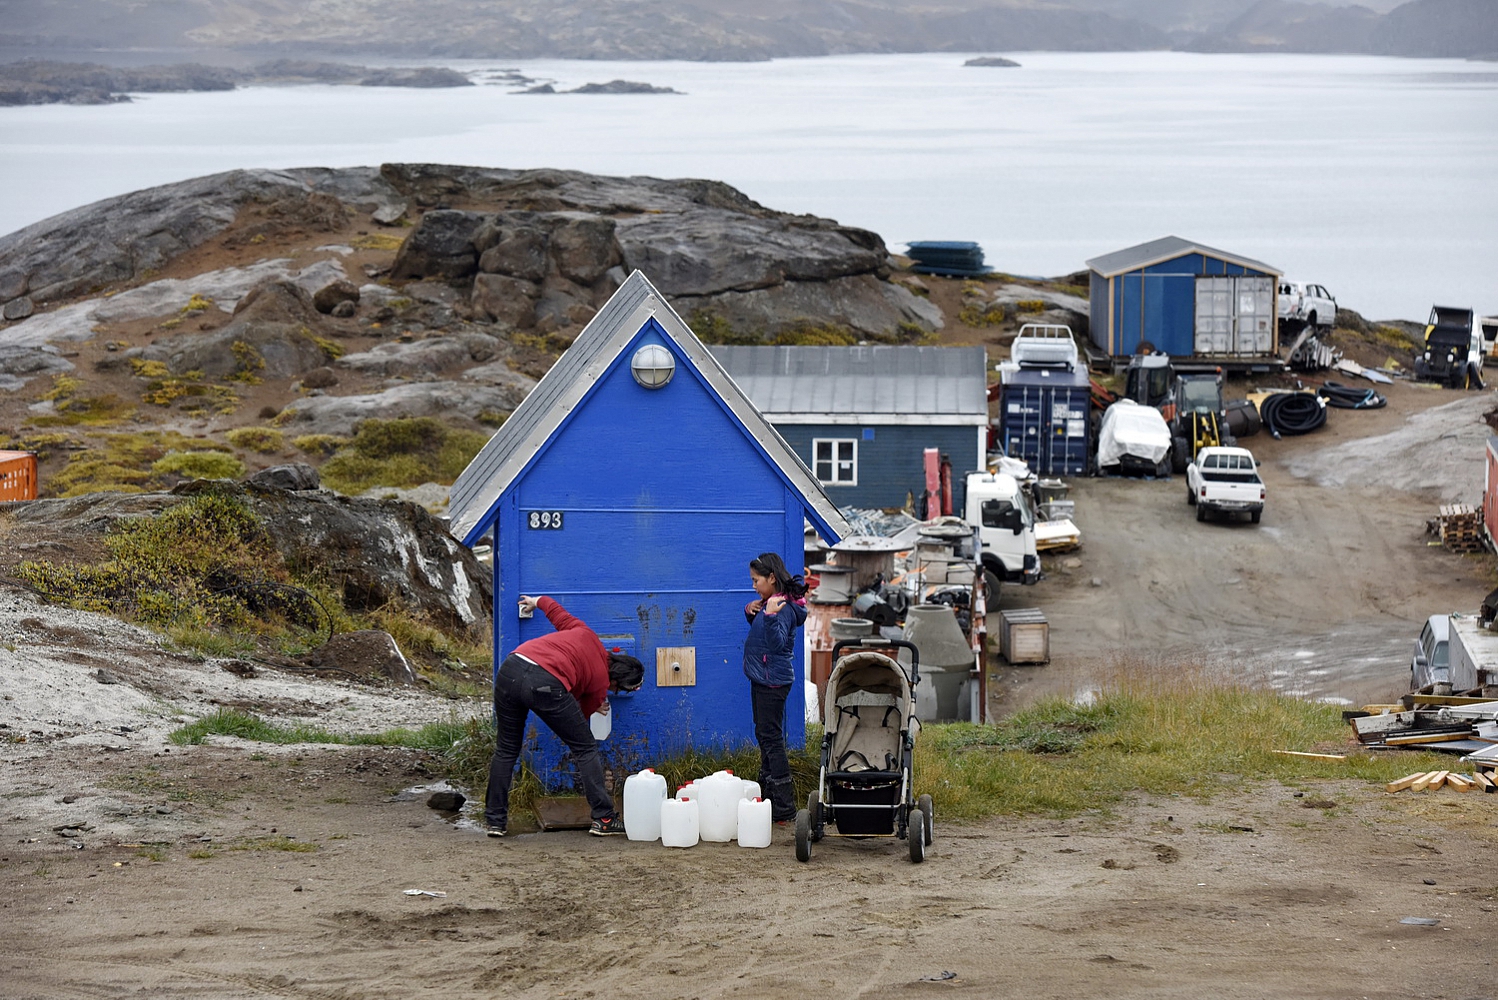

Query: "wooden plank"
(1430, 770), (1450, 791)
(1448, 774), (1473, 792)
(1386, 772), (1428, 793)
(1272, 750), (1347, 760)
(1385, 731), (1475, 745)
(1476, 771), (1497, 793)
(1412, 771), (1443, 792)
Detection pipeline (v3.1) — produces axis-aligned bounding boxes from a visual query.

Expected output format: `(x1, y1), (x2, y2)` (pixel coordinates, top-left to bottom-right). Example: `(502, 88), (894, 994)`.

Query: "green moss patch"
(319, 417), (488, 494)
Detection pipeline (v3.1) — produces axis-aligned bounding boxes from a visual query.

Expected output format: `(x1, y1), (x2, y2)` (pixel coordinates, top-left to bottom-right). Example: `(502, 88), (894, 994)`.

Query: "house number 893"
(527, 511), (564, 529)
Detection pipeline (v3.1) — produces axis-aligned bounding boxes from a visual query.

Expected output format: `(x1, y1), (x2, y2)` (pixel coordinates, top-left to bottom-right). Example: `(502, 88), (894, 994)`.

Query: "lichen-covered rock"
(275, 380), (528, 437)
(390, 210), (482, 281)
(471, 273), (539, 327)
(140, 279), (335, 379)
(312, 278), (360, 314)
(248, 463), (321, 491)
(1, 481), (491, 632)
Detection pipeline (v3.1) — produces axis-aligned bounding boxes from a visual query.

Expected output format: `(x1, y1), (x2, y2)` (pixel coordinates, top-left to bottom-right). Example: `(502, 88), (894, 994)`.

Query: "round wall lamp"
(631, 344), (676, 388)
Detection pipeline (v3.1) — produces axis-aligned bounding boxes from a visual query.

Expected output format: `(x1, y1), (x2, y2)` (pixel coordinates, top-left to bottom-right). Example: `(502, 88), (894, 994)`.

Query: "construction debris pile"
(1348, 700), (1498, 760)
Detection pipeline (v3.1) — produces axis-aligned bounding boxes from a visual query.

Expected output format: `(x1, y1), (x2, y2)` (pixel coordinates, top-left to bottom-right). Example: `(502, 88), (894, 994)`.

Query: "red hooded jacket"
(513, 597), (610, 717)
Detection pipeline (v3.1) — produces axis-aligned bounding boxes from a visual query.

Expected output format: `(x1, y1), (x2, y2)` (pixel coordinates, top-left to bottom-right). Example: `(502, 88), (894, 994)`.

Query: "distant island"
(520, 79), (681, 95)
(964, 57), (1020, 68)
(0, 60), (480, 106)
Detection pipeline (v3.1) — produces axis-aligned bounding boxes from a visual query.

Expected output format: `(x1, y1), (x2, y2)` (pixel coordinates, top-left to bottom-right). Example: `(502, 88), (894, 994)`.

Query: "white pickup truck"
(1185, 446), (1265, 523)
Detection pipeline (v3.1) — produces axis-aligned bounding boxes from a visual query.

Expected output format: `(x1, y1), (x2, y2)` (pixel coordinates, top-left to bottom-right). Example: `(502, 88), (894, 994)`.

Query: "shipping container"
(999, 366), (1091, 476)
(0, 450), (37, 502)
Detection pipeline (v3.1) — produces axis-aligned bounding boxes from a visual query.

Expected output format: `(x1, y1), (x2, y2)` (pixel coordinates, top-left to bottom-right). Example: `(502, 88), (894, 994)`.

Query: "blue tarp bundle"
(905, 241), (990, 276)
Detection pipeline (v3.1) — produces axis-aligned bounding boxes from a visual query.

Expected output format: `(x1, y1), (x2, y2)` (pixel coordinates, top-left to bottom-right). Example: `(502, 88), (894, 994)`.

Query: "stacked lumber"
(1386, 769), (1496, 793)
(1437, 503), (1485, 554)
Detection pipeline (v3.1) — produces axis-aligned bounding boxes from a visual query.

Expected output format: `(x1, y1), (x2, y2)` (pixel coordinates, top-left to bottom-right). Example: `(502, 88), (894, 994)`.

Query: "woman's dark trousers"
(484, 654), (613, 831)
(750, 681), (796, 821)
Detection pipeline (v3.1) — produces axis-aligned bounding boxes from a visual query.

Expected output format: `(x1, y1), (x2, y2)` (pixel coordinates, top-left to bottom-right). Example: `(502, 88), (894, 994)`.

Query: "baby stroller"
(795, 638), (933, 863)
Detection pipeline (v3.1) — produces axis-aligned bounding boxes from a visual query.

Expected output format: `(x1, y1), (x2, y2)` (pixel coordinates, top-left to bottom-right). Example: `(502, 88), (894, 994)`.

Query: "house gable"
(448, 270), (849, 547)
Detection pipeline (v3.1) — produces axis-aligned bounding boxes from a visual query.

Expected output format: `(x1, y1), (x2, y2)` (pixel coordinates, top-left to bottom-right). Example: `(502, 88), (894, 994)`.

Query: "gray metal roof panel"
(448, 271), (850, 545)
(709, 345), (988, 417)
(1085, 235), (1282, 279)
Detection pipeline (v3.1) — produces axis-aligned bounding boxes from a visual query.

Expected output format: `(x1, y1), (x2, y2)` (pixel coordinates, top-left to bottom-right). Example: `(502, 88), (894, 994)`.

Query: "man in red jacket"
(484, 595), (644, 838)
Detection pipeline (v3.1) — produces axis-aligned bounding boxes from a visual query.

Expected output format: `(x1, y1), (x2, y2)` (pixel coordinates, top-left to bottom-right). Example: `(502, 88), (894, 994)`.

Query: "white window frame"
(812, 437), (858, 486)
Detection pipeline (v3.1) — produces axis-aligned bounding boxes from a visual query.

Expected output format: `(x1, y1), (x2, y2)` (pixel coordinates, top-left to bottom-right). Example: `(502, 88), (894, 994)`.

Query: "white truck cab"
(964, 471), (1041, 592)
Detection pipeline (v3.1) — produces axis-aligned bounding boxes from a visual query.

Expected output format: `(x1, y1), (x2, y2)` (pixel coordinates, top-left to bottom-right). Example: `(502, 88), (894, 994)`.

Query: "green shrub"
(319, 418), (488, 494)
(152, 450), (246, 481)
(225, 427), (285, 454)
(291, 433), (348, 457)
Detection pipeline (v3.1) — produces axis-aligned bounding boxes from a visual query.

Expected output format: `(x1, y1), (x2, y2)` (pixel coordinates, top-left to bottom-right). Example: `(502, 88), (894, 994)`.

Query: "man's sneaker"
(588, 816), (625, 837)
(485, 825), (506, 838)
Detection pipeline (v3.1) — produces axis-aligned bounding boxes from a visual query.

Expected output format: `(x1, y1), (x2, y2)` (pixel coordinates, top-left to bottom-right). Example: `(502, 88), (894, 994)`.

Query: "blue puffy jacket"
(742, 596), (807, 687)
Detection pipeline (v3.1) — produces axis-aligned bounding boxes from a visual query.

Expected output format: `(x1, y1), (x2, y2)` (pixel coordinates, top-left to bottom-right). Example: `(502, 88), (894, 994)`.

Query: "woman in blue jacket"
(743, 552), (808, 823)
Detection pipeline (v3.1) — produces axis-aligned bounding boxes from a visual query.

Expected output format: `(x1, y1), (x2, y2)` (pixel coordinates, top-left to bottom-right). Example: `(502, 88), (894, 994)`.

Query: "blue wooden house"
(709, 345), (990, 511)
(1085, 236), (1283, 366)
(447, 271), (849, 788)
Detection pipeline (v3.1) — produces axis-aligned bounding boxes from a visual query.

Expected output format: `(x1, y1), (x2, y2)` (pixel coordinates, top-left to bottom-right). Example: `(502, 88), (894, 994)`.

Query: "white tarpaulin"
(1097, 399), (1171, 469)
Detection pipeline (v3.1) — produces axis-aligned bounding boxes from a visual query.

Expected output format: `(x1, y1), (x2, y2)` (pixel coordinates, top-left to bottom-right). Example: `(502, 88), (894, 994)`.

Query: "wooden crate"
(1000, 608), (1049, 664)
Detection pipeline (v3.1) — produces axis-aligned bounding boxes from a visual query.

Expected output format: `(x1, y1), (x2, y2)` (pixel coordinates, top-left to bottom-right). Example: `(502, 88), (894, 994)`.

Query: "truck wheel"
(1171, 437), (1188, 474)
(983, 568), (1002, 609)
(1196, 504), (1206, 522)
(1250, 509), (1261, 524)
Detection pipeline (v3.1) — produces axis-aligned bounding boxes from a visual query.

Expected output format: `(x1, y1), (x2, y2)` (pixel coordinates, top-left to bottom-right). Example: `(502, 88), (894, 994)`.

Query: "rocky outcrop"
(378, 166), (933, 338)
(0, 168), (398, 311)
(275, 381), (531, 437)
(140, 279), (338, 380)
(964, 56), (1021, 67)
(0, 163), (937, 352)
(2, 479), (492, 631)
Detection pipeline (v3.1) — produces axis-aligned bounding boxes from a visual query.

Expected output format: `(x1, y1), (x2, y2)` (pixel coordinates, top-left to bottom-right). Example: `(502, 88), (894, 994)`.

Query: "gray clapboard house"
(710, 345), (990, 511)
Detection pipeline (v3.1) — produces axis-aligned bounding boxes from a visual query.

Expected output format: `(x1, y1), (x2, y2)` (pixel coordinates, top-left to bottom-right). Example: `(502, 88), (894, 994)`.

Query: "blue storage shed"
(447, 271), (849, 789)
(1086, 236), (1283, 366)
(709, 345), (989, 512)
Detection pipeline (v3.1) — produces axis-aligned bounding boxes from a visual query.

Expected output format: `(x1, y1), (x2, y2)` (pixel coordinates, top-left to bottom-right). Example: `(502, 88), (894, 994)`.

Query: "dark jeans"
(484, 654), (614, 830)
(750, 681), (796, 821)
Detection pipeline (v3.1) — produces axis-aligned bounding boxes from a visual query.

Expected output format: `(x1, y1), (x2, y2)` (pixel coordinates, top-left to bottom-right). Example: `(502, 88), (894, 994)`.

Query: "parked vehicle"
(1411, 611), (1498, 697)
(1168, 370), (1235, 473)
(1096, 399), (1172, 477)
(1482, 315), (1498, 358)
(1185, 446), (1265, 523)
(1410, 614), (1451, 694)
(964, 470), (1042, 598)
(1415, 305), (1483, 388)
(1277, 280), (1337, 332)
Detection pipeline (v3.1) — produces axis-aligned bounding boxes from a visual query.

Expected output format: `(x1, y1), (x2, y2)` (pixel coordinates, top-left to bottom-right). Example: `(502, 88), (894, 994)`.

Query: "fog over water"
(1, 51), (1493, 321)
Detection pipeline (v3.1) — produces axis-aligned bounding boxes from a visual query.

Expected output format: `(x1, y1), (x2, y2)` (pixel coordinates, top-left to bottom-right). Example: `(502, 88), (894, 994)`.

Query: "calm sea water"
(1, 51), (1493, 321)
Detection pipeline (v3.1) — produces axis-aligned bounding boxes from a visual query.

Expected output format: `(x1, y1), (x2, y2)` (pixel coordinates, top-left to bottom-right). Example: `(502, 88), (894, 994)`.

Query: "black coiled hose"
(1259, 392), (1327, 439)
(1317, 381), (1386, 410)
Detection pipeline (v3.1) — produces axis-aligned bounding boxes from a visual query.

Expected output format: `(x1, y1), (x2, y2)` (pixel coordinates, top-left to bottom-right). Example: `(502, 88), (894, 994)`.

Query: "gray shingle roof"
(446, 270), (851, 546)
(1085, 235), (1281, 279)
(709, 345), (989, 422)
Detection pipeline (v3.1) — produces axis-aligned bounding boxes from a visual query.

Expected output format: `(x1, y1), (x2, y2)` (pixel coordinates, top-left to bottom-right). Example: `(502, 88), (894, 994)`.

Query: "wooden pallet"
(1437, 504), (1487, 553)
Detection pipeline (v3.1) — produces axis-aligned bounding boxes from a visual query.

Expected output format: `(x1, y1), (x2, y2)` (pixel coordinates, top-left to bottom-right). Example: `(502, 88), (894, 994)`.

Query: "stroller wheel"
(908, 806), (926, 864)
(794, 808), (812, 863)
(807, 790), (824, 842)
(917, 794), (934, 848)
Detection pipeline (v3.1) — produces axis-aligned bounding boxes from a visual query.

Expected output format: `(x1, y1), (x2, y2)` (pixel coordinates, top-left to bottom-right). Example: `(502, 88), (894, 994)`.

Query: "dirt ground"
(5, 375), (1498, 998)
(990, 378), (1498, 714)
